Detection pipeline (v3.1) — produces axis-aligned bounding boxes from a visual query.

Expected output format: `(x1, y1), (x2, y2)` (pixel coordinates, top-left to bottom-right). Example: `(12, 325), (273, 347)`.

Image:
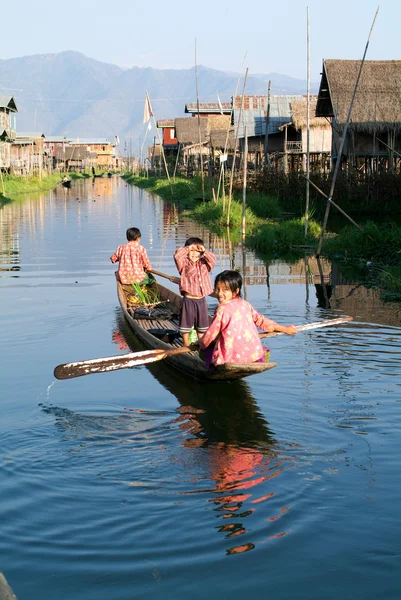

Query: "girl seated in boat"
(197, 270), (297, 368)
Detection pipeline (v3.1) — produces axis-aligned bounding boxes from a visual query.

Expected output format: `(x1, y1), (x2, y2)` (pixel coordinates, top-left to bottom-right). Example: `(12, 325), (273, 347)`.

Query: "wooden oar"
(260, 315), (353, 338)
(54, 316), (352, 381)
(149, 269), (181, 286)
(150, 268), (218, 298)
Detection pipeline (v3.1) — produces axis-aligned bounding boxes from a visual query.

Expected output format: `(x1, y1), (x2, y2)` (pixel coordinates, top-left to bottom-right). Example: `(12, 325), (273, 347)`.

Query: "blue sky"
(2, 0), (399, 81)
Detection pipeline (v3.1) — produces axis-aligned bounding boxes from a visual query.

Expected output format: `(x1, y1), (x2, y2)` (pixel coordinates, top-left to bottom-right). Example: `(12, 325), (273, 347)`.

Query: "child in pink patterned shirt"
(110, 227), (152, 286)
(198, 270), (296, 368)
(174, 237), (216, 347)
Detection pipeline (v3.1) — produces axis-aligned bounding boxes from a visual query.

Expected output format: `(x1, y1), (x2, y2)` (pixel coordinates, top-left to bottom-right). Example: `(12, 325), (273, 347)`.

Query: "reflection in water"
(113, 310), (296, 555)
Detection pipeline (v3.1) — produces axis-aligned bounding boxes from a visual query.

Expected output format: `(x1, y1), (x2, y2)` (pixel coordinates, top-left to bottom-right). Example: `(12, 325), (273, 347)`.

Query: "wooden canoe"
(116, 277), (277, 381)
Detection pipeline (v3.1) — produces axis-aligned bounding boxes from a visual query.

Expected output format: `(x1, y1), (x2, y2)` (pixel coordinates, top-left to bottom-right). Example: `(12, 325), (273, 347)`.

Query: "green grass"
(322, 221), (401, 300)
(322, 221), (401, 265)
(123, 175), (401, 300)
(248, 217), (321, 256)
(0, 173), (63, 197)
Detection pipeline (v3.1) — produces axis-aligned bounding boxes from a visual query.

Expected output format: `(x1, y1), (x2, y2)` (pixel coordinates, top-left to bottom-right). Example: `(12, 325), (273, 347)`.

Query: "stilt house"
(315, 59), (401, 173)
(233, 94), (306, 168)
(0, 95), (18, 171)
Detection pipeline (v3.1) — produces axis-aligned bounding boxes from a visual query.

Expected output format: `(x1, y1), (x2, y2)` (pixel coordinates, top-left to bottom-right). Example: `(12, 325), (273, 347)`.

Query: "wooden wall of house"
(0, 110), (11, 131)
(0, 142), (11, 169)
(163, 128), (178, 145)
(302, 128), (332, 153)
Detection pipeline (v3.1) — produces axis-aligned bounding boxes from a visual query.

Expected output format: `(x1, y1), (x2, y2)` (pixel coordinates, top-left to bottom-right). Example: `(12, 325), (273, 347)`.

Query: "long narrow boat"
(116, 277), (277, 381)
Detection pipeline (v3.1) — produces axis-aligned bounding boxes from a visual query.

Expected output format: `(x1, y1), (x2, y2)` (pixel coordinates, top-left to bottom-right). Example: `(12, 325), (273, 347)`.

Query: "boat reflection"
(114, 311), (296, 555)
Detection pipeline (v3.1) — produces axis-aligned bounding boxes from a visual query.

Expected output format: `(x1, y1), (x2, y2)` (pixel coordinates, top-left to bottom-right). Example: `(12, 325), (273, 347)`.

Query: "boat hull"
(117, 277), (277, 382)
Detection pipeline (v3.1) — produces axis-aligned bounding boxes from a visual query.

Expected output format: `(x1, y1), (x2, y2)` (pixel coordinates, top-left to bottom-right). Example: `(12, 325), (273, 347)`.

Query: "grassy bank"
(124, 173), (401, 300)
(323, 221), (401, 300)
(123, 173), (322, 254)
(0, 171), (92, 202)
(0, 173), (64, 197)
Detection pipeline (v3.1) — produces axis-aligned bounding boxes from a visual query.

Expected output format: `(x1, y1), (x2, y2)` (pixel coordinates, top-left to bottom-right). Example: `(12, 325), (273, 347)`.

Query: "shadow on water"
(111, 311), (297, 555)
(113, 309), (276, 450)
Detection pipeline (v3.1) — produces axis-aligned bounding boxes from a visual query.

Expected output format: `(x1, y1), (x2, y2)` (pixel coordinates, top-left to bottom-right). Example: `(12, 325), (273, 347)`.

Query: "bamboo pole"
(146, 92), (174, 196)
(173, 143), (181, 180)
(316, 6), (380, 256)
(304, 6), (311, 237)
(194, 39), (205, 201)
(242, 125), (248, 240)
(304, 175), (363, 230)
(0, 167), (5, 195)
(227, 67), (249, 226)
(263, 80), (271, 166)
(216, 54), (248, 201)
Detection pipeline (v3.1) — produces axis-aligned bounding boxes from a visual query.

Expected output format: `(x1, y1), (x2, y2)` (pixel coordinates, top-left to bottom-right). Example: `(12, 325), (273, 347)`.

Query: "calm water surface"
(1, 177), (400, 599)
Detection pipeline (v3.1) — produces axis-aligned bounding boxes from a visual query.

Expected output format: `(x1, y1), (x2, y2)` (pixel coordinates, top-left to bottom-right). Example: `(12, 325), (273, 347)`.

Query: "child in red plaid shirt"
(110, 227), (152, 286)
(174, 237), (216, 347)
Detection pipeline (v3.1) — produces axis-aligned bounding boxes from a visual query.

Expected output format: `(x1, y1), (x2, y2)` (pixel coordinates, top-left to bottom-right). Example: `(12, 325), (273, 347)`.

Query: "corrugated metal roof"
(0, 95), (18, 112)
(233, 95), (305, 138)
(70, 138), (114, 145)
(16, 132), (45, 139)
(185, 102), (231, 114)
(157, 119), (175, 128)
(44, 136), (71, 143)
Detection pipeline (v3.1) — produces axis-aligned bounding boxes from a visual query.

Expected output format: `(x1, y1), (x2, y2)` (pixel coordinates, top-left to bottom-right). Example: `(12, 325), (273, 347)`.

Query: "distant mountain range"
(0, 51), (319, 151)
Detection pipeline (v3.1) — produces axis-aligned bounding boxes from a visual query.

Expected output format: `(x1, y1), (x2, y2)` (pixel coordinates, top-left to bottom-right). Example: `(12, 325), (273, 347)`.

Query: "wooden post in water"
(304, 6), (311, 237)
(242, 126), (248, 240)
(216, 54), (248, 202)
(195, 39), (205, 201)
(227, 67), (248, 226)
(0, 168), (5, 196)
(146, 92), (174, 196)
(316, 6), (380, 256)
(263, 80), (271, 166)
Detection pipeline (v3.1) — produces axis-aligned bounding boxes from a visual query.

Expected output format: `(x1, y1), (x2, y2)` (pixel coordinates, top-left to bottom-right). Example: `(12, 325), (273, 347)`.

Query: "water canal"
(1, 176), (400, 599)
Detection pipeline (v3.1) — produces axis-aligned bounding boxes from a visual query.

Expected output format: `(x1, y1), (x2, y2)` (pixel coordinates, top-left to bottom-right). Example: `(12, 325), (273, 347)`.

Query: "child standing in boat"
(110, 227), (152, 289)
(198, 270), (297, 368)
(174, 237), (216, 347)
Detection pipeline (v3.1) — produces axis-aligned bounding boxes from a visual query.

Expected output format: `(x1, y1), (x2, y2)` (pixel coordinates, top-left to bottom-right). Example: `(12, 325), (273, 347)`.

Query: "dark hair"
(214, 270), (242, 297)
(184, 237), (204, 247)
(126, 227), (141, 241)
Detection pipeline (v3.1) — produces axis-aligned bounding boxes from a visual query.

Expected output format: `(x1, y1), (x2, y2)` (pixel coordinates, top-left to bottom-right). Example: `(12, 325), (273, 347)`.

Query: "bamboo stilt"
(316, 6), (380, 256)
(227, 67), (249, 226)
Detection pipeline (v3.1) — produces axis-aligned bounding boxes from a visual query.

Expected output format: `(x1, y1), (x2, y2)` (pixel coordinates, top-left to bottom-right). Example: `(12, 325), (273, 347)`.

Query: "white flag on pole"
(143, 92), (153, 124)
(217, 93), (224, 115)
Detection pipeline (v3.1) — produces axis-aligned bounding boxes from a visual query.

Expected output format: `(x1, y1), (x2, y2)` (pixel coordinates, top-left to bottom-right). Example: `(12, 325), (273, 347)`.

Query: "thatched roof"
(316, 59), (401, 132)
(185, 102), (231, 114)
(157, 119), (174, 128)
(291, 97), (331, 130)
(55, 146), (89, 160)
(210, 128), (235, 150)
(175, 117), (208, 143)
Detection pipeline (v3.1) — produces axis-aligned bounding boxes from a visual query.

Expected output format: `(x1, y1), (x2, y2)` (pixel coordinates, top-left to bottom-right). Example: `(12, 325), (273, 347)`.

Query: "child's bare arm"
(202, 250), (217, 270)
(274, 324), (297, 335)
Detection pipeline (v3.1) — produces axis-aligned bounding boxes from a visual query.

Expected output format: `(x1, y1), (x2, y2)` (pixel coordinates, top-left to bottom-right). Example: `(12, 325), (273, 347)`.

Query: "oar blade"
(54, 349), (167, 380)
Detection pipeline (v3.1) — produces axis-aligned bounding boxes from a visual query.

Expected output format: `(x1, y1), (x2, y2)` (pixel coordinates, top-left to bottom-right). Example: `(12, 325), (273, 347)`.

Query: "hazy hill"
(0, 51), (318, 149)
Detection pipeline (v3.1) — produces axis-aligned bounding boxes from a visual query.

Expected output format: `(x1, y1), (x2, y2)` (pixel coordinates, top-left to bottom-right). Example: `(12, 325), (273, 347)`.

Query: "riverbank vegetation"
(0, 171), (92, 204)
(323, 221), (401, 300)
(123, 173), (401, 300)
(0, 173), (63, 197)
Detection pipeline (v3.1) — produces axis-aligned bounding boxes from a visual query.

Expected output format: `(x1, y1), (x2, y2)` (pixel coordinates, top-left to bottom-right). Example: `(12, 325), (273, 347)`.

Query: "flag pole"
(145, 91), (174, 196)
